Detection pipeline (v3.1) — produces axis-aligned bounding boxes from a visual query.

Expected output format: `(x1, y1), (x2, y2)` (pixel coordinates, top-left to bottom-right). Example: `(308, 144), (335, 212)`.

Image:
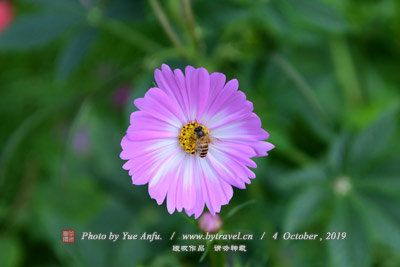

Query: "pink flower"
(0, 1), (13, 33)
(198, 212), (223, 233)
(120, 64), (274, 218)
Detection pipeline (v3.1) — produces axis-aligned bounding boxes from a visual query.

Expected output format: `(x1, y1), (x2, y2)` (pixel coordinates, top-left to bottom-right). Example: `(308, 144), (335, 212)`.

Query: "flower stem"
(271, 54), (330, 126)
(209, 240), (226, 267)
(149, 0), (186, 57)
(3, 160), (37, 233)
(183, 0), (199, 51)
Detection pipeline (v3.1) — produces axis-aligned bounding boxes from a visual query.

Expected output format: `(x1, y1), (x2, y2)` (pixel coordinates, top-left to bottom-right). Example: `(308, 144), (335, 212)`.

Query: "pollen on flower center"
(179, 121), (209, 155)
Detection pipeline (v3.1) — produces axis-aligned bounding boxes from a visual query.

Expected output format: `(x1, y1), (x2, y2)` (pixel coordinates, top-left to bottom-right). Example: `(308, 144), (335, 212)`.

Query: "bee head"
(194, 126), (204, 137)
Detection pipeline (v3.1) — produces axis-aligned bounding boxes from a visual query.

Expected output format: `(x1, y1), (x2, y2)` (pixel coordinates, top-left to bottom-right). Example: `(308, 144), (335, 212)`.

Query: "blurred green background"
(1, 0), (400, 266)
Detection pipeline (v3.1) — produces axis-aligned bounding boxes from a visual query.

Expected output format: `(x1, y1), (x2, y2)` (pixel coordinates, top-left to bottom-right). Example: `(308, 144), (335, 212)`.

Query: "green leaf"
(279, 166), (328, 189)
(256, 4), (289, 35)
(283, 186), (328, 232)
(352, 193), (400, 253)
(266, 128), (313, 165)
(114, 223), (148, 267)
(0, 12), (84, 50)
(362, 158), (400, 177)
(0, 236), (22, 267)
(348, 108), (398, 170)
(329, 36), (363, 108)
(0, 97), (78, 187)
(355, 177), (400, 199)
(56, 27), (97, 80)
(327, 197), (371, 267)
(23, 0), (84, 12)
(301, 106), (335, 142)
(284, 0), (347, 33)
(148, 253), (183, 267)
(225, 199), (256, 220)
(105, 0), (147, 22)
(61, 176), (106, 223)
(327, 132), (350, 173)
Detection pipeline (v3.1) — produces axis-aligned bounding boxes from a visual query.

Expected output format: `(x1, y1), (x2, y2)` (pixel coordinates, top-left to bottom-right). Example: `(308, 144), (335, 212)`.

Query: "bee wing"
(194, 138), (202, 154)
(210, 135), (223, 144)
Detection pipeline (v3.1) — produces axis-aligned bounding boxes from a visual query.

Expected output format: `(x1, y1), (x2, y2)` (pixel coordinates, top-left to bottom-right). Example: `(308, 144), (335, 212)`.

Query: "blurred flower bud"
(0, 0), (14, 33)
(72, 126), (90, 156)
(112, 85), (131, 110)
(198, 212), (223, 233)
(334, 175), (352, 196)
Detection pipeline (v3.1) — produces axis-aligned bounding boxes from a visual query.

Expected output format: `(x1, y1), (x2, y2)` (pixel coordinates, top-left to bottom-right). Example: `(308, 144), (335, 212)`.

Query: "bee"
(194, 126), (213, 158)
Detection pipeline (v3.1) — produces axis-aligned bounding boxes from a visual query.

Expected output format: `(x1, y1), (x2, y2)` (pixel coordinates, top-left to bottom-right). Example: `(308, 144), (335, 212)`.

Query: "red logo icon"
(62, 229), (76, 243)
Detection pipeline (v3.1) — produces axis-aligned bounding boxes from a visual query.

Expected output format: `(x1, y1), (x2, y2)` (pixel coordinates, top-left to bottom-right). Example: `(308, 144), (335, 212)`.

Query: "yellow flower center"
(179, 121), (210, 155)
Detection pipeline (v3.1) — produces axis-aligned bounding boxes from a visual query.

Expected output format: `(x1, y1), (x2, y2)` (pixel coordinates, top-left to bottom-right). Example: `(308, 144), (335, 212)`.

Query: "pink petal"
(173, 68), (191, 120)
(201, 78), (238, 124)
(134, 87), (185, 128)
(120, 137), (176, 160)
(206, 92), (254, 130)
(129, 111), (179, 132)
(181, 156), (196, 210)
(207, 147), (252, 188)
(235, 140), (275, 157)
(148, 150), (185, 205)
(167, 155), (197, 212)
(211, 113), (269, 141)
(211, 141), (257, 168)
(197, 158), (233, 215)
(185, 168), (205, 218)
(166, 164), (183, 214)
(155, 64), (189, 122)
